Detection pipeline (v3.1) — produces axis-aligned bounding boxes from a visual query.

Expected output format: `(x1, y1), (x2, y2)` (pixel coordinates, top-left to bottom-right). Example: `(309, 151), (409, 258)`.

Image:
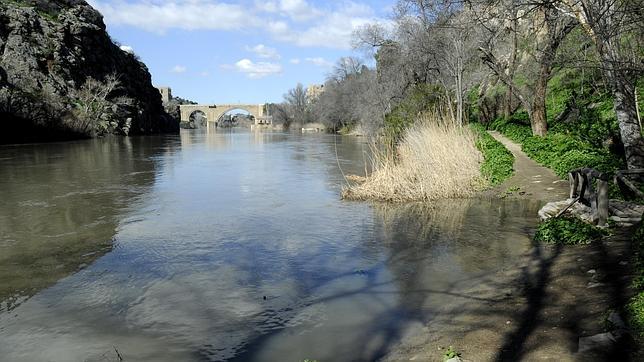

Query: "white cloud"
(255, 0), (321, 21)
(267, 20), (290, 35)
(89, 0), (386, 49)
(305, 57), (333, 68)
(119, 45), (134, 54)
(278, 0), (322, 21)
(199, 71), (210, 77)
(292, 3), (380, 49)
(245, 44), (281, 60)
(255, 1), (278, 13)
(88, 0), (257, 33)
(289, 58), (301, 64)
(233, 59), (282, 79)
(171, 65), (187, 73)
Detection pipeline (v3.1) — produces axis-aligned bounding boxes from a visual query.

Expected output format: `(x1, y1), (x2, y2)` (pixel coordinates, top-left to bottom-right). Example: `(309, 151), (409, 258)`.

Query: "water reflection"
(0, 129), (542, 362)
(0, 136), (177, 309)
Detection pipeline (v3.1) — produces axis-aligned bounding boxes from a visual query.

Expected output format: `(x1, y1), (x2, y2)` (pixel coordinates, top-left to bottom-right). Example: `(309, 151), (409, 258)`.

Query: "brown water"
(0, 129), (543, 361)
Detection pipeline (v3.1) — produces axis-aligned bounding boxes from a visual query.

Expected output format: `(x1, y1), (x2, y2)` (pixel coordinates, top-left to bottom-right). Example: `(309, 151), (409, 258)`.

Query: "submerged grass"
(342, 114), (483, 202)
(533, 216), (607, 245)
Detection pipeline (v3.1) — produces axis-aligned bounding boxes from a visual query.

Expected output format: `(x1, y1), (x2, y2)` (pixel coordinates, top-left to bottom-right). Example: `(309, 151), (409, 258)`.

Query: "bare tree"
(329, 57), (365, 82)
(283, 83), (311, 124)
(476, 0), (575, 135)
(394, 0), (485, 126)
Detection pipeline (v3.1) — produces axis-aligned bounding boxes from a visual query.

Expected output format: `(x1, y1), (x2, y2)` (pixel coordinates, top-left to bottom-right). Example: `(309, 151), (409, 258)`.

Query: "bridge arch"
(179, 104), (266, 126)
(188, 109), (208, 127)
(216, 108), (254, 127)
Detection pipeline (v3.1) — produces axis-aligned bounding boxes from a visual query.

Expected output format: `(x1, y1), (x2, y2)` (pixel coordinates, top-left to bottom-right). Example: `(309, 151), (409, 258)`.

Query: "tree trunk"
(531, 59), (551, 136)
(609, 67), (644, 169)
(527, 7), (574, 137)
(504, 16), (519, 118)
(504, 88), (514, 119)
(598, 33), (644, 169)
(455, 66), (464, 127)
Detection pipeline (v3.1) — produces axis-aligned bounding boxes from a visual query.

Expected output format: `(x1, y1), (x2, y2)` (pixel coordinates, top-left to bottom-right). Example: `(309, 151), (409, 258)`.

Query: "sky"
(87, 0), (394, 104)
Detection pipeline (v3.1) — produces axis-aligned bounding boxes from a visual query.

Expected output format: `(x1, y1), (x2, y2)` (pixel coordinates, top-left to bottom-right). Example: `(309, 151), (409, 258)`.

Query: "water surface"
(0, 129), (542, 361)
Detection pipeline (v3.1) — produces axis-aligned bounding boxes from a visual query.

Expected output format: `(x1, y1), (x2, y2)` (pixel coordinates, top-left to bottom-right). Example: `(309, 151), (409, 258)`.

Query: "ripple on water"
(0, 132), (544, 362)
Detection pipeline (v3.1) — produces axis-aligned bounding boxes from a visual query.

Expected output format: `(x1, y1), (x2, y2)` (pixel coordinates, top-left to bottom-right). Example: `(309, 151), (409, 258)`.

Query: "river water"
(0, 129), (543, 361)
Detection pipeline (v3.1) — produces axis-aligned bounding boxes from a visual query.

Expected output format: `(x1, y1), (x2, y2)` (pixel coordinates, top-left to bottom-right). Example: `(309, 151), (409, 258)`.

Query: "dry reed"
(342, 113), (483, 202)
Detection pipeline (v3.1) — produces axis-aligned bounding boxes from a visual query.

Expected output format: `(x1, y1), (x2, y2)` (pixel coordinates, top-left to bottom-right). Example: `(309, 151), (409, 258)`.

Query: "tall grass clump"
(342, 114), (483, 202)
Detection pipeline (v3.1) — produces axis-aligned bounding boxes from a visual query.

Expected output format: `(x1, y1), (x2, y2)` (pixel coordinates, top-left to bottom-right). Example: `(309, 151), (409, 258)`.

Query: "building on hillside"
(156, 86), (172, 104)
(306, 84), (324, 103)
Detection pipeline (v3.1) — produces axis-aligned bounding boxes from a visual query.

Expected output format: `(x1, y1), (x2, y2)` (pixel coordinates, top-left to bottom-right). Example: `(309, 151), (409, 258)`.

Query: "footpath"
(487, 131), (569, 201)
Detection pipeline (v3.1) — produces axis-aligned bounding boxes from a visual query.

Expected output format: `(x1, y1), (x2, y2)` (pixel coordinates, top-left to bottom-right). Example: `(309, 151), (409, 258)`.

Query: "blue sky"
(87, 0), (393, 104)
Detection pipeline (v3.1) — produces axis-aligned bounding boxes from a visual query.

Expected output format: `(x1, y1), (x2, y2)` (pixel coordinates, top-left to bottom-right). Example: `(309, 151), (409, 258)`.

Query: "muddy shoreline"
(382, 225), (638, 361)
(382, 132), (640, 361)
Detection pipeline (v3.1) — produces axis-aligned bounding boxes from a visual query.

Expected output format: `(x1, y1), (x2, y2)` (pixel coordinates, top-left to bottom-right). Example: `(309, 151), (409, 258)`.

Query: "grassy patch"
(627, 292), (644, 338)
(443, 346), (461, 361)
(6, 0), (60, 22)
(533, 217), (607, 245)
(471, 123), (514, 186)
(491, 117), (623, 178)
(338, 124), (353, 135)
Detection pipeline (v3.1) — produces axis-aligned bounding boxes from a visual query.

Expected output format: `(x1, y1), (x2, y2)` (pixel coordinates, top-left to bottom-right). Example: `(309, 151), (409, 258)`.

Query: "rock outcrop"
(0, 0), (178, 143)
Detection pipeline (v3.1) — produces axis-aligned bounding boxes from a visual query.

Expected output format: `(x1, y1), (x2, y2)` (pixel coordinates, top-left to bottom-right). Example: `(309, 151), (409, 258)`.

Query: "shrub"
(627, 292), (644, 338)
(443, 346), (461, 361)
(384, 83), (445, 144)
(490, 115), (532, 143)
(627, 223), (644, 338)
(69, 74), (132, 136)
(533, 217), (607, 245)
(471, 123), (514, 185)
(634, 224), (644, 289)
(343, 113), (482, 202)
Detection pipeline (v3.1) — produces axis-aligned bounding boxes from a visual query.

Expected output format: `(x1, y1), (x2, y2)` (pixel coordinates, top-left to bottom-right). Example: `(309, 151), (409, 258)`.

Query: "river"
(0, 129), (543, 361)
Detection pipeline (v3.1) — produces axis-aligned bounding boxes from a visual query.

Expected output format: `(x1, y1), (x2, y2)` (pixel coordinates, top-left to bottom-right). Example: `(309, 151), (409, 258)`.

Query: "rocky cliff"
(0, 0), (178, 143)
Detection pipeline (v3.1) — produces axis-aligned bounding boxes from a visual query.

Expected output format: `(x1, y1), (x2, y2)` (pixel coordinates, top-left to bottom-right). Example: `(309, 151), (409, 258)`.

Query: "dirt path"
(381, 132), (637, 361)
(487, 131), (569, 202)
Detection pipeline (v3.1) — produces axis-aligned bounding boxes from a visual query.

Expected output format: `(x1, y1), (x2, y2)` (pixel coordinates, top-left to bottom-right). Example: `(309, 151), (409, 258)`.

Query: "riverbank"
(383, 227), (637, 361)
(382, 133), (640, 361)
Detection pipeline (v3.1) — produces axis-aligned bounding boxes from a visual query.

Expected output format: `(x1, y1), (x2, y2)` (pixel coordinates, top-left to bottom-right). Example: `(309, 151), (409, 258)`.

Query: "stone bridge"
(179, 104), (269, 125)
